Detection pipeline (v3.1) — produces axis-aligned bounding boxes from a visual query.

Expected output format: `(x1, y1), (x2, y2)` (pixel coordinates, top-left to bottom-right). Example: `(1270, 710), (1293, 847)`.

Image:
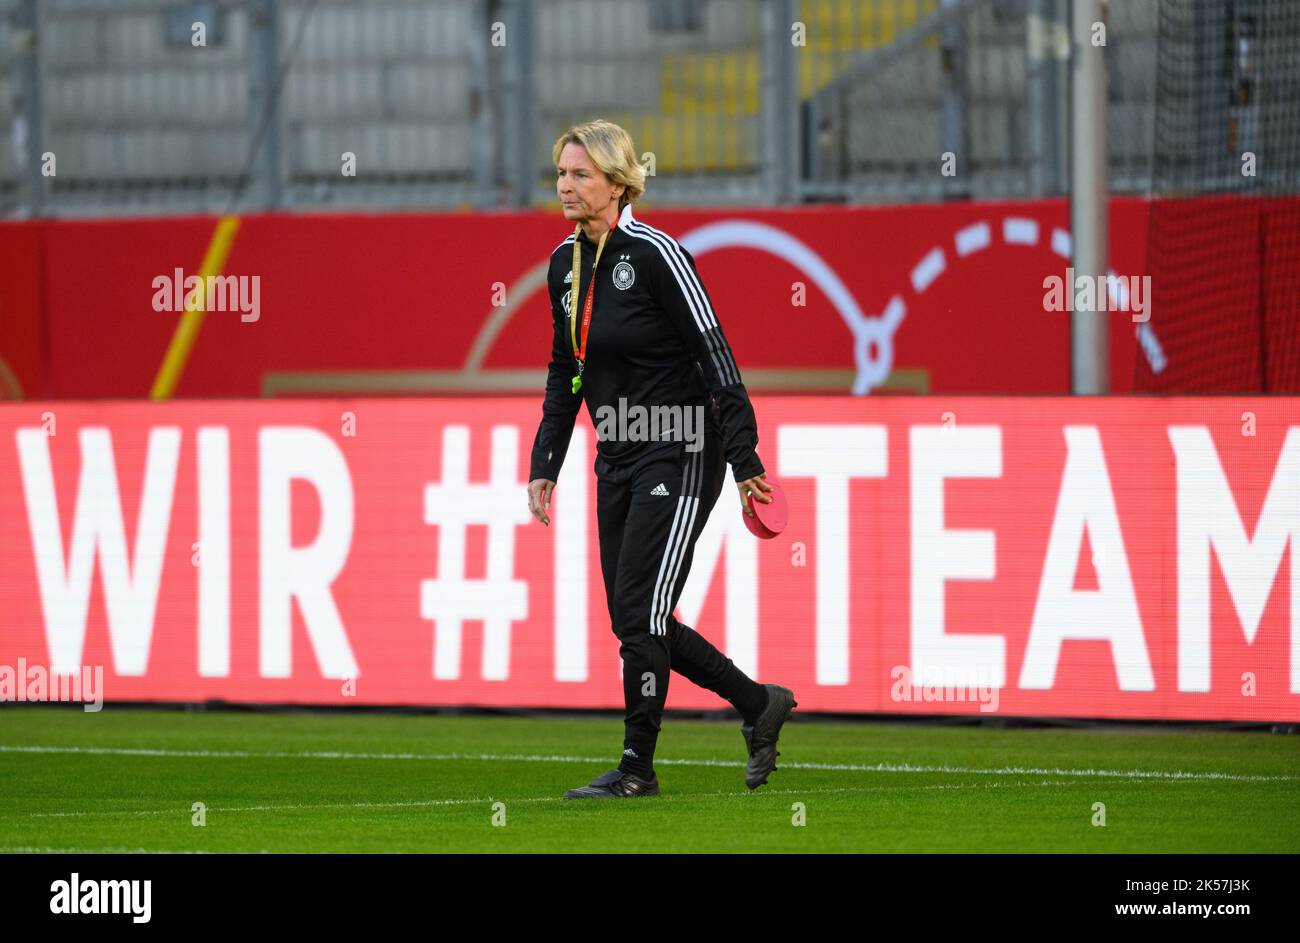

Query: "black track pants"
(595, 430), (766, 773)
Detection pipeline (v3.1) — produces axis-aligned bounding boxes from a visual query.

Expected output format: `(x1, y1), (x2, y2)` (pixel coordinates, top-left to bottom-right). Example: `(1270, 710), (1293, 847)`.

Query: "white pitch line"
(24, 781), (1107, 821)
(1, 743), (1292, 783)
(29, 794), (538, 818)
(0, 846), (214, 854)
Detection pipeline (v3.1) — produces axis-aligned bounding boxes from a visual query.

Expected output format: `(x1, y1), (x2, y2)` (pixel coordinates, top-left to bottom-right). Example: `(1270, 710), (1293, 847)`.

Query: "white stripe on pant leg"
(648, 498), (686, 638)
(655, 449), (702, 635)
(648, 495), (691, 637)
(649, 450), (694, 636)
(657, 449), (702, 635)
(660, 495), (701, 636)
(659, 498), (701, 638)
(649, 448), (699, 636)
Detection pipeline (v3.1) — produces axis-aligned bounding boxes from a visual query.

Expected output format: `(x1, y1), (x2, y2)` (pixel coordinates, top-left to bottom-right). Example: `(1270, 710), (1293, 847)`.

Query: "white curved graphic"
(680, 220), (900, 395)
(471, 214), (1160, 394)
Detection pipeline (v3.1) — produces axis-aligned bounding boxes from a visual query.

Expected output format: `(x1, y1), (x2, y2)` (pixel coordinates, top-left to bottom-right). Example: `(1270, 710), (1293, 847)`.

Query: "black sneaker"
(742, 684), (797, 789)
(563, 768), (660, 799)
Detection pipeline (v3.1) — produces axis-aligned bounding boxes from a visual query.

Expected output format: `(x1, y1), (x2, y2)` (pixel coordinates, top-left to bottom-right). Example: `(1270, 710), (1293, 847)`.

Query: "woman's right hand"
(528, 478), (556, 526)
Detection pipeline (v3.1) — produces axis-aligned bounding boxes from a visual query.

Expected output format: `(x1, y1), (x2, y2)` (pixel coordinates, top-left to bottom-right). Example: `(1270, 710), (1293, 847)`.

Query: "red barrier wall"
(1, 199), (1154, 399)
(0, 223), (46, 400)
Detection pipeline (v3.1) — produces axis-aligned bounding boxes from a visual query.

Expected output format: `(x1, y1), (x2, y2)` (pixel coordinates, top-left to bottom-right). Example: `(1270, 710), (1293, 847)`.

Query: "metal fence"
(2, 0), (1165, 218)
(803, 0), (1159, 201)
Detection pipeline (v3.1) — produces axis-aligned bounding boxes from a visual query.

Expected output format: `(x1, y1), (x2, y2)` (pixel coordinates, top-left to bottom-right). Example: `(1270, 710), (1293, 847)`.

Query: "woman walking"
(527, 119), (796, 799)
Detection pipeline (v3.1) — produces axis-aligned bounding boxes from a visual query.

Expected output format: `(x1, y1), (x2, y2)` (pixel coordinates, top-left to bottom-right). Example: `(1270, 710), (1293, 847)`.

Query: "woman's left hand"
(737, 473), (774, 518)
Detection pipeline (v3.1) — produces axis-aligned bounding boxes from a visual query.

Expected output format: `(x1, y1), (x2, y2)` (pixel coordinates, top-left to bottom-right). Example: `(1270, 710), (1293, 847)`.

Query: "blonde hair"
(552, 119), (646, 211)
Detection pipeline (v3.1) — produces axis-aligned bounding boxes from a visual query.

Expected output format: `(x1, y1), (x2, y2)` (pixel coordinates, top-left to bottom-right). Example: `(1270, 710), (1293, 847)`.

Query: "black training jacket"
(528, 202), (765, 485)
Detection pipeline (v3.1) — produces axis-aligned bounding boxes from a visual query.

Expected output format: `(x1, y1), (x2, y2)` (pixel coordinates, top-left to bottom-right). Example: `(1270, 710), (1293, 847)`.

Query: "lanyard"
(568, 219), (616, 394)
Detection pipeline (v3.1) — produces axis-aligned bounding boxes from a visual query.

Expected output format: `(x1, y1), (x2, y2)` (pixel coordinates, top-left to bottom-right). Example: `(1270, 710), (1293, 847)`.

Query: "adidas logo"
(650, 483), (670, 496)
(622, 748), (639, 758)
(563, 270), (573, 283)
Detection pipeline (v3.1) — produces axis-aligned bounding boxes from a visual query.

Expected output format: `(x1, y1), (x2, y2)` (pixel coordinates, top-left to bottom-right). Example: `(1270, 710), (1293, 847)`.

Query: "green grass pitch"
(1, 706), (1296, 853)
